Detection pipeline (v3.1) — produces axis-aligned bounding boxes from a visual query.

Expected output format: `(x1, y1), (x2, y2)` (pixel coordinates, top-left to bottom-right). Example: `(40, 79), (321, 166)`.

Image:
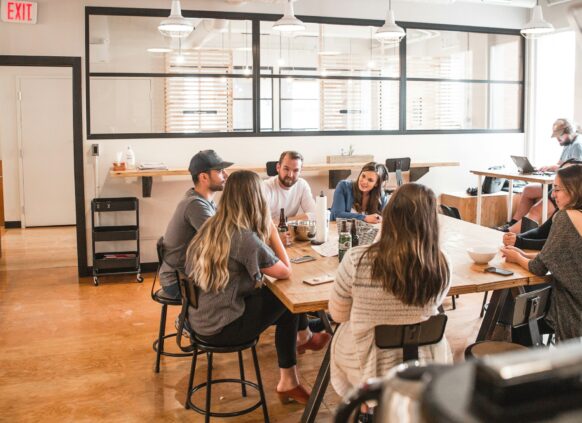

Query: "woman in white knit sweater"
(329, 183), (453, 398)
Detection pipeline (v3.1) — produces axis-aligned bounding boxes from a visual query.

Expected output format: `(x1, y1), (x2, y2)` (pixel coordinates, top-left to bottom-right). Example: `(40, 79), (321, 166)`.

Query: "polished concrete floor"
(0, 227), (484, 422)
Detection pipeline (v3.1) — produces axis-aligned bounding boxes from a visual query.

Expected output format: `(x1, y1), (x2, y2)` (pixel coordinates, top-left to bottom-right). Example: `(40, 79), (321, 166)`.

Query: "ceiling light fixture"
(375, 0), (405, 42)
(158, 0), (194, 39)
(520, 1), (554, 38)
(273, 0), (305, 33)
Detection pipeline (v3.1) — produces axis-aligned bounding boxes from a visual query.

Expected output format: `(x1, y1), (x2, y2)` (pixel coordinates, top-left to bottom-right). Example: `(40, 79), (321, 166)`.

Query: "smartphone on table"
(484, 267), (514, 276)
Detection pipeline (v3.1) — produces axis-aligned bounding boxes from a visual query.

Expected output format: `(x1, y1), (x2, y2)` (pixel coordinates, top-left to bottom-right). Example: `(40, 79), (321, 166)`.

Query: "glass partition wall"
(86, 8), (524, 139)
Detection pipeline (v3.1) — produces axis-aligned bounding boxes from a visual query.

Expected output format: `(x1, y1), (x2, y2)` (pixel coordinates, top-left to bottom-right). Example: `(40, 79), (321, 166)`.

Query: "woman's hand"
(503, 232), (517, 247)
(364, 213), (382, 224)
(500, 246), (526, 263)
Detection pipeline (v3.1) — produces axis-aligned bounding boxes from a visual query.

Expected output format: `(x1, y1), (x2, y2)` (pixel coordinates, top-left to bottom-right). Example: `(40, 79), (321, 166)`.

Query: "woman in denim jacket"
(330, 162), (388, 224)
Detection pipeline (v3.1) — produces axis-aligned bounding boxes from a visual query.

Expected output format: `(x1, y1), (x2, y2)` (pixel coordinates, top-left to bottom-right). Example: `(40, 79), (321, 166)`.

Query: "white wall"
(0, 0), (535, 265)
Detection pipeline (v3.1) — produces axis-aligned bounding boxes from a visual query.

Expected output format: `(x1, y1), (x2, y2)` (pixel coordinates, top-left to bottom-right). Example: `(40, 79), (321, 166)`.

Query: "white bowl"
(467, 246), (497, 264)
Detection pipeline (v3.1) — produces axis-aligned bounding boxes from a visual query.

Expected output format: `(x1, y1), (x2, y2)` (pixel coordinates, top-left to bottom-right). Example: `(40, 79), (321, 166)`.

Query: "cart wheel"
(136, 274), (144, 283)
(93, 276), (99, 286)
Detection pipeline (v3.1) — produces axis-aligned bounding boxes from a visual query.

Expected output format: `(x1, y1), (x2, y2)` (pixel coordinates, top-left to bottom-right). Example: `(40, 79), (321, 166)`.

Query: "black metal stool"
(152, 237), (192, 373)
(176, 271), (270, 422)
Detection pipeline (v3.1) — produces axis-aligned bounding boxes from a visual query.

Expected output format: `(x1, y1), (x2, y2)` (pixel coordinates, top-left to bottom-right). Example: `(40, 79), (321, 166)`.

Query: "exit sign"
(1, 0), (37, 24)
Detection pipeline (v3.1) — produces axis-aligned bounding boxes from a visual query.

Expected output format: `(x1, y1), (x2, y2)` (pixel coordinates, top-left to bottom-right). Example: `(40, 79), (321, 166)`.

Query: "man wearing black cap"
(158, 150), (233, 299)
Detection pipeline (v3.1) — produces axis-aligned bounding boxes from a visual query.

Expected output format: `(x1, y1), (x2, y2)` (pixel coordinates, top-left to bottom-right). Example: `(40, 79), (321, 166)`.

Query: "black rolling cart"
(91, 197), (143, 286)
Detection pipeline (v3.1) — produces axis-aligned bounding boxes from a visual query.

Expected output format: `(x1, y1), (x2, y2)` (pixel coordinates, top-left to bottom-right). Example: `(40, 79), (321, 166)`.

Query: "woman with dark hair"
(329, 183), (452, 397)
(502, 164), (582, 341)
(185, 170), (328, 404)
(330, 162), (388, 224)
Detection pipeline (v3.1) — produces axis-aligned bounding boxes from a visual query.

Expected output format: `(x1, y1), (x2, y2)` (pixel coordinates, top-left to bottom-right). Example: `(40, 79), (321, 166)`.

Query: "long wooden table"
(470, 169), (555, 225)
(265, 216), (548, 423)
(110, 161), (459, 197)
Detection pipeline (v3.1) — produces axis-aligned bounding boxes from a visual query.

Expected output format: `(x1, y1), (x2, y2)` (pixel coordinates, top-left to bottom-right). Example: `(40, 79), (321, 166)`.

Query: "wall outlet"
(91, 143), (100, 156)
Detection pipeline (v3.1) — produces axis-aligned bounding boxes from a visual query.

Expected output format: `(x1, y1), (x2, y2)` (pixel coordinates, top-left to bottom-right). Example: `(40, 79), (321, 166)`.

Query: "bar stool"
(151, 237), (192, 373)
(176, 271), (270, 423)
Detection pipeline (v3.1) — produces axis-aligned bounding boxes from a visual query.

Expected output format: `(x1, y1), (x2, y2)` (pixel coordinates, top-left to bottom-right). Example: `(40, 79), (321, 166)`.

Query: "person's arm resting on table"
(262, 222), (292, 279)
(329, 250), (355, 323)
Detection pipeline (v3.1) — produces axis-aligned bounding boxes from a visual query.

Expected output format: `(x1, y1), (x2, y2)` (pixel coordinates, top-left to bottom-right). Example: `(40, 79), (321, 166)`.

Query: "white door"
(18, 76), (75, 227)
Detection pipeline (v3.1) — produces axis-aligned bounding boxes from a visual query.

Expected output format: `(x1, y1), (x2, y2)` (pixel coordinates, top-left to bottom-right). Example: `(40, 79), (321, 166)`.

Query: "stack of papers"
(138, 162), (168, 170)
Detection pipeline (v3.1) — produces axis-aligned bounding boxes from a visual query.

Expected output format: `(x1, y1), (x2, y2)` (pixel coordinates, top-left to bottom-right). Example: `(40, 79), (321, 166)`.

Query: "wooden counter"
(110, 161), (460, 197)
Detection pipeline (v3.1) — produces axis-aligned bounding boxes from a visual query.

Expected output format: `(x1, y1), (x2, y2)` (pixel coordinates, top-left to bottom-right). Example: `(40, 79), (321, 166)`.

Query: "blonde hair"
(186, 170), (271, 292)
(362, 183), (449, 307)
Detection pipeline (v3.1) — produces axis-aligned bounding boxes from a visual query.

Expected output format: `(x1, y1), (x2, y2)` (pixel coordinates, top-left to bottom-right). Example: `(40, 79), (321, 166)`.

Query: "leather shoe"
(276, 384), (311, 404)
(297, 332), (331, 355)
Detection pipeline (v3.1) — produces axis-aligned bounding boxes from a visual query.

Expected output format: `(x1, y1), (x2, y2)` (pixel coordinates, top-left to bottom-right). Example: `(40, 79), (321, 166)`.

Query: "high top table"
(265, 216), (548, 423)
(110, 161), (459, 197)
(470, 169), (555, 226)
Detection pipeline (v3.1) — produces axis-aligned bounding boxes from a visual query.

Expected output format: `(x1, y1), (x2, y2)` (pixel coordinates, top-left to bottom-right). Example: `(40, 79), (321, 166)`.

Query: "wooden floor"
(0, 227), (484, 422)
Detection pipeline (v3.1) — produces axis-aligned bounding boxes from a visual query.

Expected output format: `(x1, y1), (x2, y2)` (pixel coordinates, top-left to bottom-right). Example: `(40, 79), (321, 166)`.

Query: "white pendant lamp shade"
(375, 4), (405, 42)
(273, 0), (305, 33)
(158, 0), (194, 39)
(520, 5), (554, 38)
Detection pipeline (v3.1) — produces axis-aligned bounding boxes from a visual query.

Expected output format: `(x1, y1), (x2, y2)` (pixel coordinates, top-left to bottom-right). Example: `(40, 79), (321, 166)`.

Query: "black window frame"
(85, 6), (524, 140)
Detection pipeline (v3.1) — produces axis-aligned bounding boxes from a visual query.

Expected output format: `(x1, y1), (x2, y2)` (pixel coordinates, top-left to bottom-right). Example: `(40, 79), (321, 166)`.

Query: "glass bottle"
(338, 220), (352, 262)
(350, 219), (359, 247)
(278, 208), (291, 247)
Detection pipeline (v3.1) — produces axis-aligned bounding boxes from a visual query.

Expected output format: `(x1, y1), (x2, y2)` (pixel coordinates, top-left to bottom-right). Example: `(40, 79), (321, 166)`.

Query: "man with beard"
(158, 150), (232, 299)
(264, 151), (316, 221)
(501, 118), (582, 233)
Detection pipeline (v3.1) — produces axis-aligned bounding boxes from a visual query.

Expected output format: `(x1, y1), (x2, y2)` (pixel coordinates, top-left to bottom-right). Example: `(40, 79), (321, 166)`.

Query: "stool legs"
(238, 351), (247, 397)
(251, 345), (270, 423)
(185, 348), (198, 409)
(205, 353), (213, 423)
(155, 304), (168, 373)
(480, 292), (489, 318)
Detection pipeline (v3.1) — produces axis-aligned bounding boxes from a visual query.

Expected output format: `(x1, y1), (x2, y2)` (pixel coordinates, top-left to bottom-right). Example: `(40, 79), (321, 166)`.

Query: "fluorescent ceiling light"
(273, 0), (305, 33)
(521, 4), (554, 38)
(375, 0), (406, 42)
(158, 0), (194, 39)
(147, 47), (172, 53)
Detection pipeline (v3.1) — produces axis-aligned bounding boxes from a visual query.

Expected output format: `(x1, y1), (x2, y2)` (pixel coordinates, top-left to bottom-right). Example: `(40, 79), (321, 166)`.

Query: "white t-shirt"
(263, 176), (316, 218)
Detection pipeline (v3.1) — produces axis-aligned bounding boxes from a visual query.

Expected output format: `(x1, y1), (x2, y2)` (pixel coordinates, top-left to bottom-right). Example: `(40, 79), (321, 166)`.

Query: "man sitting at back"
(263, 151), (316, 221)
(158, 150), (232, 299)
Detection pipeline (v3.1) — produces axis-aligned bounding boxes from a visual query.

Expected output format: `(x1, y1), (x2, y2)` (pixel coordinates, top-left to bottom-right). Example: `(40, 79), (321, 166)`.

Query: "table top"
(470, 169), (555, 184)
(265, 216), (546, 313)
(110, 161), (460, 178)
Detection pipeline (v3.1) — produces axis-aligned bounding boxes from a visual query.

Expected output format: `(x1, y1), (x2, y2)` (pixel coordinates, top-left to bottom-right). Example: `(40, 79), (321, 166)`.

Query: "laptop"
(511, 156), (554, 175)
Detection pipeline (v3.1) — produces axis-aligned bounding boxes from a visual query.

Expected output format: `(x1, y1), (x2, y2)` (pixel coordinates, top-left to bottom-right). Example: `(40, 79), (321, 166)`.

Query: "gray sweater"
(528, 210), (582, 341)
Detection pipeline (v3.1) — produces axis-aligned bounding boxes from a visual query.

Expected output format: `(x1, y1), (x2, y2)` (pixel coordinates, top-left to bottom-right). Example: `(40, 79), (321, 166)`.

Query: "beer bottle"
(350, 219), (359, 247)
(278, 208), (291, 247)
(338, 220), (352, 262)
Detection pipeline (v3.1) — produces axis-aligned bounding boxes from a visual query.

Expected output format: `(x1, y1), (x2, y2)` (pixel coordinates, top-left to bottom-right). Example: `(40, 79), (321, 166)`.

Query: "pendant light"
(375, 0), (405, 42)
(273, 0), (305, 33)
(520, 1), (554, 39)
(158, 0), (194, 39)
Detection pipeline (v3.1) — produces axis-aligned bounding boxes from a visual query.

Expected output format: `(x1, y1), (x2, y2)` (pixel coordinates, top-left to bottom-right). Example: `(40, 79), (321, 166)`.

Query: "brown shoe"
(276, 384), (311, 404)
(297, 332), (332, 355)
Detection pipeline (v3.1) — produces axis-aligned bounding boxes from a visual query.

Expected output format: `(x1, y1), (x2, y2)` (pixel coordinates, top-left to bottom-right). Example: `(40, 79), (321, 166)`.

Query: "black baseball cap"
(188, 150), (233, 177)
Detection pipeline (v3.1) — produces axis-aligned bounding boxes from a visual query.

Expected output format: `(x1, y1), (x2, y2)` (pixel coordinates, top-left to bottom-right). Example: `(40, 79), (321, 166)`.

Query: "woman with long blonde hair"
(329, 183), (452, 398)
(185, 170), (317, 404)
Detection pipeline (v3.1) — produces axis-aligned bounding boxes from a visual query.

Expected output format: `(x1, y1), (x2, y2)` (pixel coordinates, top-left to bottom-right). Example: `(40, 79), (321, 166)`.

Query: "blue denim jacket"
(330, 180), (388, 221)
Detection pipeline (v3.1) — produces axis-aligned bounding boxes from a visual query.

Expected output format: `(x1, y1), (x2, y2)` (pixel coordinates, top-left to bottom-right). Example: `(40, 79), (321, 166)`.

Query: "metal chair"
(465, 286), (552, 359)
(176, 271), (270, 422)
(385, 157), (411, 190)
(266, 161), (278, 177)
(334, 314), (448, 422)
(151, 236), (192, 373)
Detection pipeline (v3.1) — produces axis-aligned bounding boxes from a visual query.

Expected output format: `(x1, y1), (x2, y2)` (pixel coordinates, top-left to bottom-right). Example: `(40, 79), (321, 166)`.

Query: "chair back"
(374, 314), (448, 362)
(511, 286), (551, 327)
(175, 270), (198, 353)
(266, 161), (278, 176)
(385, 157), (411, 188)
(151, 236), (165, 299)
(440, 204), (461, 220)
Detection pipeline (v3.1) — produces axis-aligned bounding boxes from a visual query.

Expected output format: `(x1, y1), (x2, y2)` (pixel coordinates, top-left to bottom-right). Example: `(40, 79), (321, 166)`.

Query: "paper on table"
(311, 238), (339, 257)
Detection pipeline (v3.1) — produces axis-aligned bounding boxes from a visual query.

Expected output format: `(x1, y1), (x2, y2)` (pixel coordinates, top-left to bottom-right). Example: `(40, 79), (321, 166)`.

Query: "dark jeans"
(197, 287), (299, 369)
(161, 283), (181, 300)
